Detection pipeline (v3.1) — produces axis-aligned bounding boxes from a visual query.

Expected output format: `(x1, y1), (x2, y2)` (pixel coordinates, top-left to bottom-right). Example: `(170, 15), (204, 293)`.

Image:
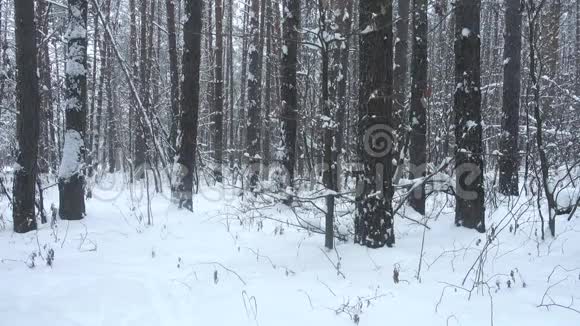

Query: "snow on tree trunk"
(58, 0), (88, 221)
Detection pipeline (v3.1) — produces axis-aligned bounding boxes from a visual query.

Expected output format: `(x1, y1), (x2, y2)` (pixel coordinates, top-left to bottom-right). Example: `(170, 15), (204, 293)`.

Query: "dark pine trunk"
(135, 0), (150, 173)
(454, 0), (485, 232)
(355, 0), (395, 248)
(246, 0), (262, 188)
(280, 0), (300, 193)
(408, 0), (428, 214)
(13, 0), (41, 233)
(394, 0), (409, 134)
(36, 0), (54, 174)
(213, 0), (224, 182)
(498, 0), (522, 196)
(173, 0), (202, 210)
(59, 0), (88, 221)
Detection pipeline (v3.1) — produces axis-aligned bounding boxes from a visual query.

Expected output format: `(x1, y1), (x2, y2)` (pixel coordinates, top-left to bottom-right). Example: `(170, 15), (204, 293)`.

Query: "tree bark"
(333, 0), (352, 191)
(408, 0), (428, 214)
(213, 0), (224, 181)
(167, 0), (181, 155)
(355, 0), (395, 248)
(280, 0), (300, 193)
(173, 0), (202, 210)
(36, 0), (54, 174)
(246, 0), (262, 189)
(499, 0), (522, 196)
(135, 0), (150, 173)
(59, 0), (88, 221)
(13, 0), (41, 232)
(454, 0), (485, 232)
(394, 0), (409, 131)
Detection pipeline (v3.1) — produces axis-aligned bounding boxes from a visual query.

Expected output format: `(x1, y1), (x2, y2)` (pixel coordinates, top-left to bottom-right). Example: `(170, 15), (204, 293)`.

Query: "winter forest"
(0, 0), (580, 324)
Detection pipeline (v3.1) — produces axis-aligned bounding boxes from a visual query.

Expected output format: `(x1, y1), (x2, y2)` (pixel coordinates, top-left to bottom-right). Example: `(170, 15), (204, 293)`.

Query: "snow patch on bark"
(59, 130), (84, 180)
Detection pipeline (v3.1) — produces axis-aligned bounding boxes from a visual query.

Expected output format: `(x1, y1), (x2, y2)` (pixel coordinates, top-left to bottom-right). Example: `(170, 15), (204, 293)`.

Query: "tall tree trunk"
(129, 0), (138, 179)
(36, 0), (54, 174)
(59, 0), (88, 221)
(576, 0), (580, 95)
(262, 0), (273, 179)
(454, 0), (484, 232)
(106, 30), (117, 173)
(238, 0), (250, 164)
(213, 0), (224, 181)
(88, 5), (99, 175)
(355, 0), (395, 248)
(173, 0), (202, 210)
(408, 0), (428, 214)
(280, 0), (300, 194)
(318, 1), (335, 249)
(246, 0), (262, 189)
(394, 0), (409, 133)
(499, 0), (522, 196)
(13, 0), (41, 233)
(167, 0), (180, 155)
(135, 0), (150, 173)
(333, 0), (352, 191)
(227, 0), (234, 169)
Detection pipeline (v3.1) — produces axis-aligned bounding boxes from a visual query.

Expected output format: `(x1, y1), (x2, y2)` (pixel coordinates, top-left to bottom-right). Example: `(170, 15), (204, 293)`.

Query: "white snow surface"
(0, 175), (579, 326)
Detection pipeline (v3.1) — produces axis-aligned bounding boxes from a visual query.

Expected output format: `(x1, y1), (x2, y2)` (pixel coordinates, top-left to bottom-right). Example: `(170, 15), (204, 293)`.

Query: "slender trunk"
(213, 0), (224, 181)
(499, 0), (522, 196)
(167, 0), (180, 155)
(36, 0), (54, 174)
(246, 0), (262, 189)
(262, 0), (273, 179)
(394, 0), (409, 132)
(239, 0), (250, 164)
(89, 5), (99, 174)
(135, 0), (150, 172)
(333, 0), (352, 191)
(106, 31), (117, 173)
(280, 0), (300, 194)
(318, 1), (334, 249)
(227, 0), (234, 168)
(409, 0), (428, 214)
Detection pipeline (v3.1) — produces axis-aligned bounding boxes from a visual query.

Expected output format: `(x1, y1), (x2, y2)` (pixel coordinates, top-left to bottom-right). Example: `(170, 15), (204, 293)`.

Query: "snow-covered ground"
(1, 174), (579, 326)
